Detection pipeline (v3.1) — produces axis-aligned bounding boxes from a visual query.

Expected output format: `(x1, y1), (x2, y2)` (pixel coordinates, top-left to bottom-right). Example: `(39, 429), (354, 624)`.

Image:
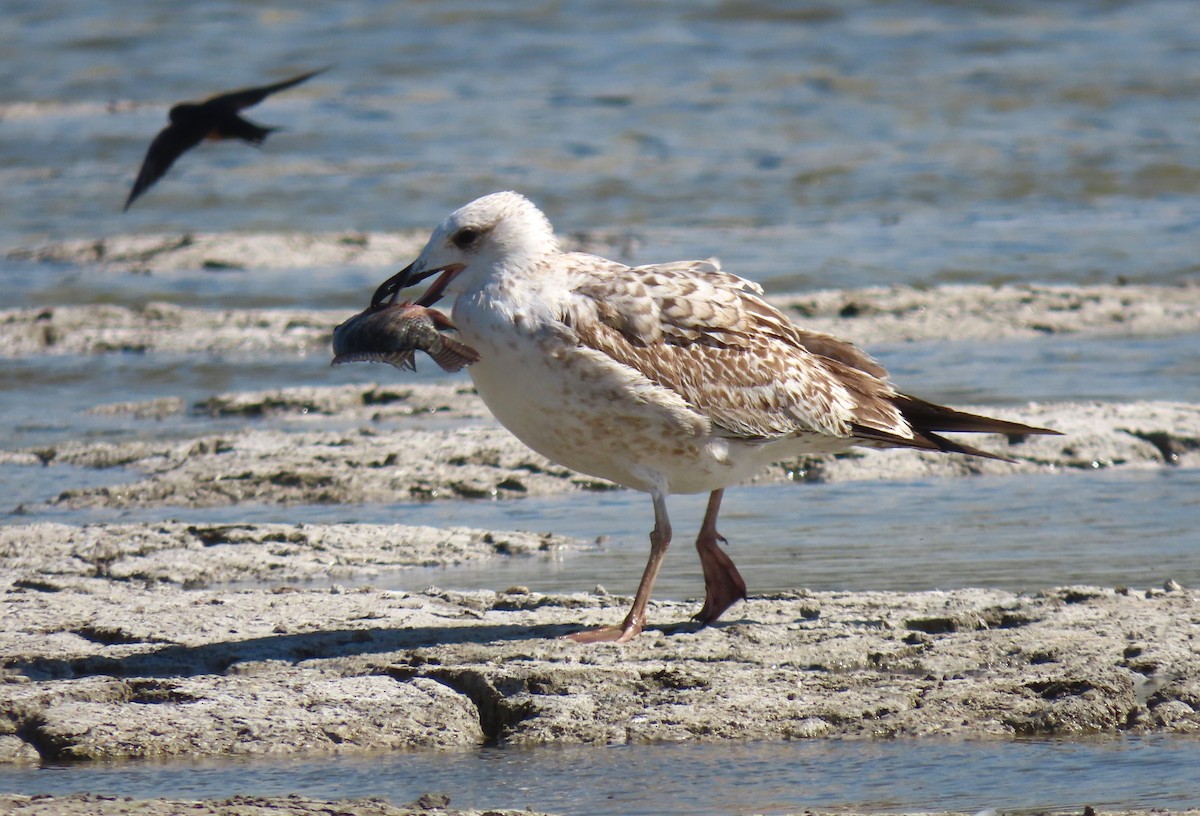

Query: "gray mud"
(0, 391), (1195, 512)
(6, 231), (431, 274)
(0, 796), (1193, 816)
(0, 522), (573, 586)
(3, 279), (1199, 815)
(5, 229), (631, 276)
(0, 792), (554, 816)
(3, 569), (1199, 765)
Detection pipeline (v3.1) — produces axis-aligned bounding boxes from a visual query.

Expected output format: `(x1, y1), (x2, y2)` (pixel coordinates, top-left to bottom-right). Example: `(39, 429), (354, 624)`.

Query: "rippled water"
(5, 0), (1200, 289)
(3, 736), (1199, 815)
(5, 0), (1200, 811)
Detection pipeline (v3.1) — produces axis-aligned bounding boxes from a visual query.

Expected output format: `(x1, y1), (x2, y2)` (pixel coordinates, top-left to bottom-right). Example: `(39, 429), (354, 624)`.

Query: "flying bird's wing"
(123, 122), (207, 211)
(205, 67), (328, 112)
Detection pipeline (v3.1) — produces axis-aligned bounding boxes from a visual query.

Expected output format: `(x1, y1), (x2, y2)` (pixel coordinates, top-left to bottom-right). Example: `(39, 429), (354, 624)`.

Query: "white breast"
(451, 284), (779, 495)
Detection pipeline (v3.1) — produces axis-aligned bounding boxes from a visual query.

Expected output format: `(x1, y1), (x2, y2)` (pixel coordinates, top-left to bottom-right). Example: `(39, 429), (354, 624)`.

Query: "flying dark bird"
(123, 68), (327, 211)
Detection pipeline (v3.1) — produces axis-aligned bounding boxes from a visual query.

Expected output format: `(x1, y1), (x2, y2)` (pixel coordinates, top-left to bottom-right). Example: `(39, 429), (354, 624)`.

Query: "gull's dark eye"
(451, 227), (482, 250)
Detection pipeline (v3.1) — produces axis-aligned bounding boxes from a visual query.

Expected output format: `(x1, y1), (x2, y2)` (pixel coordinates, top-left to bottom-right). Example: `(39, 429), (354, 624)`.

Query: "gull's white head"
(383, 191), (559, 308)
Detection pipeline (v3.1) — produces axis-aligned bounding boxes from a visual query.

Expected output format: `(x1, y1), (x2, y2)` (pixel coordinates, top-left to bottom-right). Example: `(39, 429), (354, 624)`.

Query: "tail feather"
(894, 394), (1061, 438)
(851, 394), (1061, 462)
(217, 115), (276, 144)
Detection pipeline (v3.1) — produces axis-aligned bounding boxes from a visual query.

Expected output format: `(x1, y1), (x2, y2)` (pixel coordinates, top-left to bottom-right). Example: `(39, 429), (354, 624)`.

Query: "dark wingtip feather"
(852, 394), (1060, 462)
(895, 394), (1061, 438)
(920, 431), (1018, 463)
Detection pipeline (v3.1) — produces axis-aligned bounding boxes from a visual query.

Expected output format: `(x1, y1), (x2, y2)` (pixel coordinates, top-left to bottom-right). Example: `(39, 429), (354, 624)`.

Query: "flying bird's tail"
(215, 115), (278, 145)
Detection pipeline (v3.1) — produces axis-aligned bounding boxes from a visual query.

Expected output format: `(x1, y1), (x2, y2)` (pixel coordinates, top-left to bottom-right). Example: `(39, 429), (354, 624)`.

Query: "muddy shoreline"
(4, 793), (1193, 816)
(0, 389), (1196, 512)
(3, 281), (1199, 358)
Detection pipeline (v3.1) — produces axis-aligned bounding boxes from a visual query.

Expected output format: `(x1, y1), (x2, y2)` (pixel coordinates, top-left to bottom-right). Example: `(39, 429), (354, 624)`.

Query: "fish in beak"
(332, 301), (479, 373)
(371, 261), (465, 308)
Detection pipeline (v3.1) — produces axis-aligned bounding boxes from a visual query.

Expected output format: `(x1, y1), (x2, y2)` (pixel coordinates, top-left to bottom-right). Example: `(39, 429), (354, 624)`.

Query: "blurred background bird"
(123, 67), (327, 211)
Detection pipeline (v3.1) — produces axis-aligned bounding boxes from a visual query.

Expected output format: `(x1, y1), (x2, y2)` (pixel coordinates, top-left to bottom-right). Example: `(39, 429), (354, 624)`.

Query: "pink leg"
(693, 489), (747, 625)
(567, 492), (672, 644)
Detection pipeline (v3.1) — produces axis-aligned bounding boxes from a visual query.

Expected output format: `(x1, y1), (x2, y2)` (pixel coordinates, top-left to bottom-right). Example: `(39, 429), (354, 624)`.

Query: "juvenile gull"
(374, 191), (1060, 643)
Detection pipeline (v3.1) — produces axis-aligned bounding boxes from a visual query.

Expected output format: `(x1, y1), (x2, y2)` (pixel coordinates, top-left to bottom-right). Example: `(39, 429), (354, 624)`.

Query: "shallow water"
(5, 0), (1200, 290)
(3, 736), (1199, 815)
(31, 467), (1195, 603)
(5, 0), (1200, 811)
(342, 467), (1200, 600)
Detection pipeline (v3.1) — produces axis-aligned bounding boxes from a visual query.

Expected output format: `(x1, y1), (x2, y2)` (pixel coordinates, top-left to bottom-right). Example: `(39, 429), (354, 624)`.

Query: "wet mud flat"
(4, 569), (1200, 759)
(2, 278), (1199, 816)
(2, 576), (1200, 814)
(2, 393), (1197, 510)
(0, 796), (1196, 816)
(3, 280), (1200, 358)
(0, 792), (555, 816)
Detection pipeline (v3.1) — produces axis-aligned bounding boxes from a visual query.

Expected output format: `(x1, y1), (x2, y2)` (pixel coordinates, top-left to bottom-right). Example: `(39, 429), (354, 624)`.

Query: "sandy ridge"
(2, 283), (1198, 358)
(1, 395), (1196, 513)
(4, 229), (631, 274)
(0, 792), (552, 816)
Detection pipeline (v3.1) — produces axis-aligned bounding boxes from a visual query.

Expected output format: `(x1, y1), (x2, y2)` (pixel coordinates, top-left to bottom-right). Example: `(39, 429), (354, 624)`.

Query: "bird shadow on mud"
(7, 621), (592, 682)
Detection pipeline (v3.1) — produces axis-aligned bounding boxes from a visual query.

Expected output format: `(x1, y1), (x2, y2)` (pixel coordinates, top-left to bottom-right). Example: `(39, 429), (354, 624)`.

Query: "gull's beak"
(370, 261), (465, 308)
(371, 262), (418, 306)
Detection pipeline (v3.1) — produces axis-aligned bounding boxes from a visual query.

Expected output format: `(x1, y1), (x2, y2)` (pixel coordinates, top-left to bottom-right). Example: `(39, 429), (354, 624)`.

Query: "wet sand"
(0, 792), (554, 816)
(4, 571), (1199, 760)
(6, 230), (1200, 354)
(2, 264), (1199, 814)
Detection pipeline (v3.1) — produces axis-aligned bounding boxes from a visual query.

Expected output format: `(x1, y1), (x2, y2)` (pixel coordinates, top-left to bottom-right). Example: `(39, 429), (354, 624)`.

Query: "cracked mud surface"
(3, 570), (1199, 764)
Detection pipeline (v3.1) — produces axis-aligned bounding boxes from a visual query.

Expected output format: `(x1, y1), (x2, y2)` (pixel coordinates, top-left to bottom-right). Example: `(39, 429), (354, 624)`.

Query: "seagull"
(373, 191), (1061, 643)
(123, 67), (327, 211)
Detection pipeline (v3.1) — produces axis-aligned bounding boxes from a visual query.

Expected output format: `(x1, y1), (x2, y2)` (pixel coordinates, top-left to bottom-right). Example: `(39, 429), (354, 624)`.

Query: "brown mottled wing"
(561, 255), (909, 442)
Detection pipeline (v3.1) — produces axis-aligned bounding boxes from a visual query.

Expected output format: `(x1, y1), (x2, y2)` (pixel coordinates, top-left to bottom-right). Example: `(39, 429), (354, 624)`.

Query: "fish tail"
(426, 337), (482, 372)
